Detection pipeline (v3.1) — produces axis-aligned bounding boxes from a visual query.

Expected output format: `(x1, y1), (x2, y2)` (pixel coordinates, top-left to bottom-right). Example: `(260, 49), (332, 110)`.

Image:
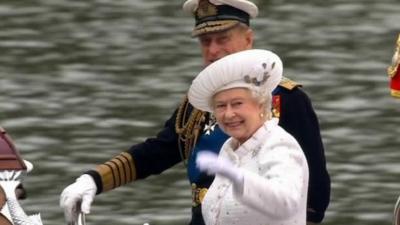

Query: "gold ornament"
(196, 0), (218, 19)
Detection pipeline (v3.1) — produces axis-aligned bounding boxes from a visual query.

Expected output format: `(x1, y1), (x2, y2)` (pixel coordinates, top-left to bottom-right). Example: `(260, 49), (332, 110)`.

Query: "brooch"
(203, 114), (216, 135)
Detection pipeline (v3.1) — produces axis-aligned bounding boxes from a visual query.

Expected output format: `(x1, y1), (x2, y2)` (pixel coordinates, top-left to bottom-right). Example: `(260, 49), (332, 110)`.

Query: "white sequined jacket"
(202, 118), (309, 225)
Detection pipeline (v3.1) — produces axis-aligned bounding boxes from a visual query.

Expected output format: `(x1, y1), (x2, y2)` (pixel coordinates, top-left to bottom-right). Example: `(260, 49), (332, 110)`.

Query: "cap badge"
(196, 0), (218, 19)
(244, 62), (275, 86)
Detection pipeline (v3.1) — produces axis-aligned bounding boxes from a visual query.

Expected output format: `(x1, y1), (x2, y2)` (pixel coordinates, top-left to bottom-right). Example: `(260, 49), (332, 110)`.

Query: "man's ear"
(245, 28), (254, 49)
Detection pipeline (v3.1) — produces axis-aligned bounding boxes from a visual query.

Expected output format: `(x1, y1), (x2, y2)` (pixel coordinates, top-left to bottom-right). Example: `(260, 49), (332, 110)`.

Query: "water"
(0, 0), (399, 224)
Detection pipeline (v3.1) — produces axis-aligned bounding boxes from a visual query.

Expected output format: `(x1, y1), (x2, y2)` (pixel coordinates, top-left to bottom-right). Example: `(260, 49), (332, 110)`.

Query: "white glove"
(23, 160), (34, 173)
(196, 151), (244, 189)
(60, 174), (97, 224)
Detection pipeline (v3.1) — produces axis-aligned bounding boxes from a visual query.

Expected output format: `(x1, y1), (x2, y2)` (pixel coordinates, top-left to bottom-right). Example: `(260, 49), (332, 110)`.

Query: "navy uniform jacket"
(86, 78), (331, 224)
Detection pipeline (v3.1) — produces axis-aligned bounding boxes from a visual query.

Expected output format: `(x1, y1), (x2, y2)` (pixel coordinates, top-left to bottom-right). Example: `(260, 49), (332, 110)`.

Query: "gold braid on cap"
(175, 95), (206, 163)
(196, 0), (218, 19)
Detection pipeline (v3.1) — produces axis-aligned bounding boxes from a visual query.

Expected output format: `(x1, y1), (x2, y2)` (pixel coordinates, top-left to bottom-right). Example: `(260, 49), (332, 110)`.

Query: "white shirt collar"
(226, 118), (279, 160)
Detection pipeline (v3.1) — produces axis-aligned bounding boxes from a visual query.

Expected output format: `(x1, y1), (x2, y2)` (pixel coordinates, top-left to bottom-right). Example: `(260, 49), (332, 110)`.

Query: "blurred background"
(0, 0), (399, 224)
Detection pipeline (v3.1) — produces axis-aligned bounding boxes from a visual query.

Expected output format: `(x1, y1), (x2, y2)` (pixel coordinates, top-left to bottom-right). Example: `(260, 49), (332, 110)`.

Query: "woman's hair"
(249, 88), (273, 120)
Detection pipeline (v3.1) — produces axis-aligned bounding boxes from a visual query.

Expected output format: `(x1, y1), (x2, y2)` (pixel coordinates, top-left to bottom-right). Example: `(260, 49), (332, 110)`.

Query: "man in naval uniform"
(60, 1), (331, 224)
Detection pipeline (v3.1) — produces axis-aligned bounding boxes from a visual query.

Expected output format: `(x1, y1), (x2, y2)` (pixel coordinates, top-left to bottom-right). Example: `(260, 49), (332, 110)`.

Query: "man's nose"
(208, 41), (222, 59)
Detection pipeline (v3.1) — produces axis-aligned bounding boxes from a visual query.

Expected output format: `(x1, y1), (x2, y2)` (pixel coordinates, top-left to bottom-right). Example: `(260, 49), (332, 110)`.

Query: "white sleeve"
(234, 141), (308, 220)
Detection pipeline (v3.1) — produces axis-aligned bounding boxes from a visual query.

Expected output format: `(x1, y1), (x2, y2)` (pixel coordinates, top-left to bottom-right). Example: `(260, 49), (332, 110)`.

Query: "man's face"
(198, 26), (254, 66)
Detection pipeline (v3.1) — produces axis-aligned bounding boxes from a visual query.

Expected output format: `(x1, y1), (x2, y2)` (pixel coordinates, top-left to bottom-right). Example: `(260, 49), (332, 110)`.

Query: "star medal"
(204, 114), (216, 135)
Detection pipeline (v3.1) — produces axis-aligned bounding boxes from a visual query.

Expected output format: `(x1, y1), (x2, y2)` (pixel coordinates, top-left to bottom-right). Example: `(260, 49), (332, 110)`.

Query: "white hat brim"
(183, 0), (258, 18)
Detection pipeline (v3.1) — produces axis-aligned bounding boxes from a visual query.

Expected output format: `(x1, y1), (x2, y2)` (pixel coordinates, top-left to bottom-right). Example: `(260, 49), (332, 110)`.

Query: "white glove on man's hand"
(60, 174), (97, 224)
(196, 151), (243, 188)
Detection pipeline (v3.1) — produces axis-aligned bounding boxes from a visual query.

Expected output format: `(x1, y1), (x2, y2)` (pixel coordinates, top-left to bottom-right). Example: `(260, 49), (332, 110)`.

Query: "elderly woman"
(188, 49), (309, 225)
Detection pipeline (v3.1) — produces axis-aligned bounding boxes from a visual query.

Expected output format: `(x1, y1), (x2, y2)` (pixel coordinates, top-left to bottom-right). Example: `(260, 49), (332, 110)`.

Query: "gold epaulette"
(279, 76), (302, 90)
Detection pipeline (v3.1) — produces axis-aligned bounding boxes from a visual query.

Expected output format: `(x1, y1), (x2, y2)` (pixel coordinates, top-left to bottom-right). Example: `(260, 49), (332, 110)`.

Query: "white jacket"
(202, 118), (309, 225)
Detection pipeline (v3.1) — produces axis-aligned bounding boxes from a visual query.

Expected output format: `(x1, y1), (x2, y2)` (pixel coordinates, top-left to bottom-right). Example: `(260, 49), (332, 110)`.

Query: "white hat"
(183, 0), (259, 36)
(188, 49), (283, 112)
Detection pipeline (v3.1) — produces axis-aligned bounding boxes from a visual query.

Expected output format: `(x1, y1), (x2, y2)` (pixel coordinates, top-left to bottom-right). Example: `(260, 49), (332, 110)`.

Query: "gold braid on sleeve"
(94, 152), (136, 192)
(175, 95), (206, 163)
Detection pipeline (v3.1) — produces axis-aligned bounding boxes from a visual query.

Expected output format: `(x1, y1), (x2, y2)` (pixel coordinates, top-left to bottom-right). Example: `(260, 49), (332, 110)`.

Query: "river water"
(0, 0), (399, 224)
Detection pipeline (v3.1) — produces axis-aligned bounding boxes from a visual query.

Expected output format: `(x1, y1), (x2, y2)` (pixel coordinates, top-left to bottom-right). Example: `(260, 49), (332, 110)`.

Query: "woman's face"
(212, 88), (264, 144)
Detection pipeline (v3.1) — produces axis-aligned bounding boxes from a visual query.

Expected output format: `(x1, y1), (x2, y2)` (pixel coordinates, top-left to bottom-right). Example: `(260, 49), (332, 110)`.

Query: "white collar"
(226, 118), (279, 160)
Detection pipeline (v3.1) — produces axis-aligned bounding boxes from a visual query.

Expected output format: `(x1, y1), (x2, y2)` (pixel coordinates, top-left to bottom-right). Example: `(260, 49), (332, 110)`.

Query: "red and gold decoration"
(388, 34), (400, 98)
(272, 95), (281, 118)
